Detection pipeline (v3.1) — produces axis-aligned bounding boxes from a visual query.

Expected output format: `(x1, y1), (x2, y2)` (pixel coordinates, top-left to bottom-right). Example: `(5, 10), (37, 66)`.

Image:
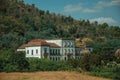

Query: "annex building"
(17, 39), (93, 61)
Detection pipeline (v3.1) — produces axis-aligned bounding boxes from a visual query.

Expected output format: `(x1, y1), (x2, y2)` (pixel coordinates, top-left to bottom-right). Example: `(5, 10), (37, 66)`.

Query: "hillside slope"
(0, 0), (120, 49)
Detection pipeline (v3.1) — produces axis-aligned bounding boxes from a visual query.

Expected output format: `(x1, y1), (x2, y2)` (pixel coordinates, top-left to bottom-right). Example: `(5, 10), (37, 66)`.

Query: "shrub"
(3, 64), (18, 72)
(91, 63), (120, 80)
(27, 58), (73, 71)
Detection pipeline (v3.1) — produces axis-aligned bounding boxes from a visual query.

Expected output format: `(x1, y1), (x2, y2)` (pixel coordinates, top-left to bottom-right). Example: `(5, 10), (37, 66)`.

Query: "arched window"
(68, 42), (70, 47)
(63, 41), (66, 47)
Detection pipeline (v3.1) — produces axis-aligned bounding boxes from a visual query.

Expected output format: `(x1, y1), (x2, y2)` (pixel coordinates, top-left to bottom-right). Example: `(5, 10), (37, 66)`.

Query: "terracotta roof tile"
(19, 44), (27, 49)
(27, 39), (49, 46)
(18, 39), (61, 49)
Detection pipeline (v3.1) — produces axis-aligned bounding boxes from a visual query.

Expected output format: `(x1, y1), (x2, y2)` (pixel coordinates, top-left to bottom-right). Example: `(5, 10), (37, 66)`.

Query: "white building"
(17, 39), (93, 61)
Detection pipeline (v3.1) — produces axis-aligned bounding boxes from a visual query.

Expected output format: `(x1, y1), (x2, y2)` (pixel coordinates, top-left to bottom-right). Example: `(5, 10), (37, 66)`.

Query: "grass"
(0, 71), (110, 80)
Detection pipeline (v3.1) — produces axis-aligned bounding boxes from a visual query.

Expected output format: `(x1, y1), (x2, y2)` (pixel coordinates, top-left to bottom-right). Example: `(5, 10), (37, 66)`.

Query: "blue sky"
(24, 0), (120, 26)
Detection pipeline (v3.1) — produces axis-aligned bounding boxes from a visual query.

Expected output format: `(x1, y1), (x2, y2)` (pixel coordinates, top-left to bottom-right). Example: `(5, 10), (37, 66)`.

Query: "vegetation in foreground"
(0, 49), (120, 80)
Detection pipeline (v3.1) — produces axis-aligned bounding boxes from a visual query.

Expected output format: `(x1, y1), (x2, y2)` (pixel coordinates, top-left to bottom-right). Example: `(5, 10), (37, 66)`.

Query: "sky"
(24, 0), (120, 26)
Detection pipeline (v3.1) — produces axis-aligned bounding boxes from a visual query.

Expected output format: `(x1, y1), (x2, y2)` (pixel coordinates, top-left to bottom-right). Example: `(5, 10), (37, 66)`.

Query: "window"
(63, 42), (66, 47)
(31, 50), (33, 55)
(68, 42), (70, 47)
(36, 49), (38, 54)
(70, 42), (73, 47)
(50, 49), (52, 54)
(56, 57), (57, 61)
(55, 49), (57, 55)
(56, 49), (57, 54)
(65, 57), (66, 61)
(44, 48), (47, 53)
(53, 49), (54, 55)
(58, 49), (60, 55)
(27, 50), (29, 54)
(71, 49), (74, 55)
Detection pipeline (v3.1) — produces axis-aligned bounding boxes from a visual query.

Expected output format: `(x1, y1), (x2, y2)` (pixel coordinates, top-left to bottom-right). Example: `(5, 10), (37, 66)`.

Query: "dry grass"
(0, 71), (110, 80)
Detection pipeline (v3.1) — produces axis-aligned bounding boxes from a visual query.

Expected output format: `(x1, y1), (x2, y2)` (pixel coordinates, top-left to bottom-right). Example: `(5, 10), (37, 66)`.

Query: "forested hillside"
(0, 0), (120, 50)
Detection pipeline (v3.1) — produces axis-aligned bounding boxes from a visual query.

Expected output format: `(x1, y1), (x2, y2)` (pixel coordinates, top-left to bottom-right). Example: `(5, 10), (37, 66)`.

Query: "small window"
(36, 49), (38, 54)
(44, 48), (47, 53)
(70, 42), (73, 47)
(64, 42), (66, 47)
(31, 50), (33, 55)
(55, 49), (57, 54)
(50, 49), (52, 54)
(68, 42), (70, 47)
(58, 49), (60, 54)
(56, 57), (57, 61)
(65, 57), (66, 60)
(27, 50), (29, 54)
(53, 49), (54, 54)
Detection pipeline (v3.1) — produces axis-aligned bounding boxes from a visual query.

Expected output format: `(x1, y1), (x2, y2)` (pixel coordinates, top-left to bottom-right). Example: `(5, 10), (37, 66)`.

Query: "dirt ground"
(0, 71), (110, 80)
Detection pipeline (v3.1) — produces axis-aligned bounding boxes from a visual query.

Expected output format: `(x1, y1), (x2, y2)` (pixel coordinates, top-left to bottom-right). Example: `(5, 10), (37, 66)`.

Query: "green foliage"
(67, 59), (80, 68)
(0, 0), (120, 50)
(27, 58), (72, 71)
(3, 63), (18, 72)
(92, 39), (120, 55)
(79, 54), (101, 71)
(0, 49), (29, 72)
(91, 62), (120, 80)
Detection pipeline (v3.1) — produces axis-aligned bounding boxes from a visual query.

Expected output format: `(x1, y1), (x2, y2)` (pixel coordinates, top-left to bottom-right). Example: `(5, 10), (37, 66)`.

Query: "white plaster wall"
(17, 49), (25, 51)
(25, 46), (41, 58)
(46, 40), (62, 46)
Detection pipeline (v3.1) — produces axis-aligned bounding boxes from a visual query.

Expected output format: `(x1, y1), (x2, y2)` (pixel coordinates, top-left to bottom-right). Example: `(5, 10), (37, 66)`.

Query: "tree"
(0, 0), (9, 14)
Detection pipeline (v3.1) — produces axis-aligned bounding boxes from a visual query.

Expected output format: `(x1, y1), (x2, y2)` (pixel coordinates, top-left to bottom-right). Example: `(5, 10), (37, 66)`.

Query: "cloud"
(109, 0), (120, 6)
(63, 4), (98, 13)
(64, 4), (82, 12)
(96, 0), (120, 9)
(83, 8), (98, 13)
(89, 17), (117, 25)
(63, 0), (120, 13)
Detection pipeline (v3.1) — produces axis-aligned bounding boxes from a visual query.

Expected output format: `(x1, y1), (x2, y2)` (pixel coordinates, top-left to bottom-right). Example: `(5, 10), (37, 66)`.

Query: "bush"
(27, 58), (73, 71)
(3, 64), (18, 72)
(91, 63), (120, 80)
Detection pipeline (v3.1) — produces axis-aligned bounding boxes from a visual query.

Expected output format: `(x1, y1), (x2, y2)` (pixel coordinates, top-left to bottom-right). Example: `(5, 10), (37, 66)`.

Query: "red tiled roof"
(27, 39), (49, 46)
(48, 43), (60, 48)
(18, 39), (61, 49)
(19, 44), (27, 49)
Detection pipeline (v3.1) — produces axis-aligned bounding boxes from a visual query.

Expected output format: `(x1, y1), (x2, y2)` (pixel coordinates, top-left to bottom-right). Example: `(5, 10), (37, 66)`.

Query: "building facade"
(17, 39), (92, 61)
